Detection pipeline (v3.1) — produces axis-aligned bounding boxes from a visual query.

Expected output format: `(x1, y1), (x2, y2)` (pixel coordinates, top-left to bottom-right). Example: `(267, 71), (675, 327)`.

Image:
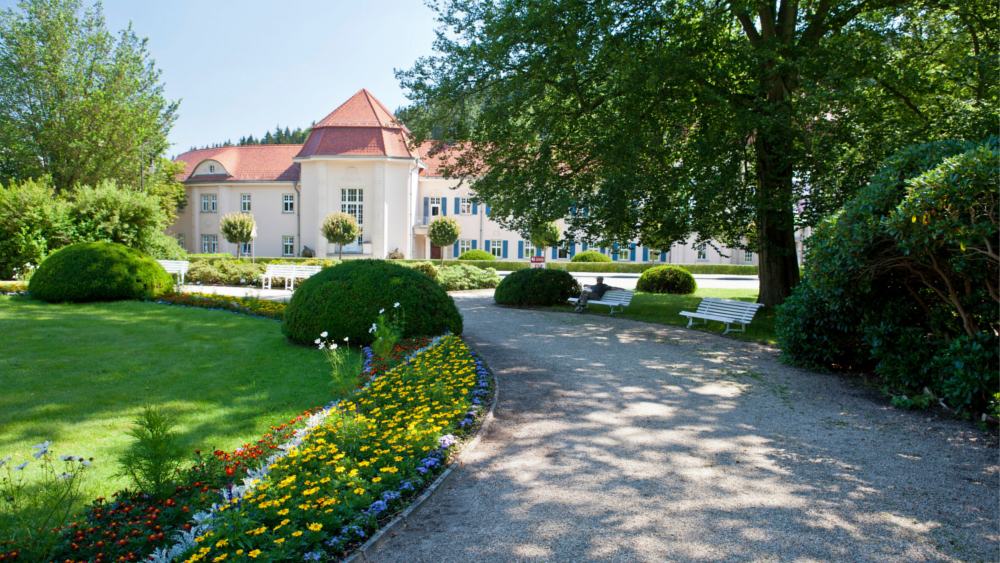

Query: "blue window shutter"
(518, 240), (524, 259)
(537, 248), (543, 257)
(471, 239), (477, 250)
(453, 241), (458, 256)
(630, 243), (636, 261)
(582, 242), (588, 252)
(551, 247), (557, 259)
(601, 246), (606, 255)
(503, 240), (508, 258)
(454, 197), (460, 214)
(570, 243), (576, 257)
(485, 204), (491, 215)
(442, 198), (447, 216)
(613, 243), (619, 261)
(472, 202), (478, 215)
(423, 197), (429, 218)
(642, 247), (648, 261)
(661, 252), (666, 262)
(484, 240), (490, 253)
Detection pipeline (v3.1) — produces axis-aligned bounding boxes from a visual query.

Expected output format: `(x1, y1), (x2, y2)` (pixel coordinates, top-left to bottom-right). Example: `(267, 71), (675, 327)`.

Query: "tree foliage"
(529, 221), (561, 254)
(0, 0), (178, 191)
(220, 212), (257, 258)
(398, 0), (997, 305)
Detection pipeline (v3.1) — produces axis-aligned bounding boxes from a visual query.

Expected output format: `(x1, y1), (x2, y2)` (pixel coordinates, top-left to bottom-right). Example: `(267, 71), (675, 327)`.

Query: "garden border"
(342, 348), (500, 563)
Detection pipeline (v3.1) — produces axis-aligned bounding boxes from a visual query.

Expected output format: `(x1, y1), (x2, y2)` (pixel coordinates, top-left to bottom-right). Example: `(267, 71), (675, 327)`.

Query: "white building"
(170, 90), (780, 265)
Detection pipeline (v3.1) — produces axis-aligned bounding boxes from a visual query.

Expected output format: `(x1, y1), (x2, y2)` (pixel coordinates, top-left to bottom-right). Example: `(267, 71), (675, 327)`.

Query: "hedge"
(29, 241), (174, 303)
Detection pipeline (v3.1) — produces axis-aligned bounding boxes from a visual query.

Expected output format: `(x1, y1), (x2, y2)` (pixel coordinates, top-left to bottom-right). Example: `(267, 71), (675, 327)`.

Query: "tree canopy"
(397, 0), (997, 304)
(0, 0), (178, 192)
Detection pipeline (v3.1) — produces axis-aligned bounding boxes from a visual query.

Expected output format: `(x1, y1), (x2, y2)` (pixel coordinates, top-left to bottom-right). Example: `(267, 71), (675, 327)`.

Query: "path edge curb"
(343, 352), (501, 562)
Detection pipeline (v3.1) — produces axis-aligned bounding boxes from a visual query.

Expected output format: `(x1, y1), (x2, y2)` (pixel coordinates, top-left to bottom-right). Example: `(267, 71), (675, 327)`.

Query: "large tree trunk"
(754, 131), (801, 307)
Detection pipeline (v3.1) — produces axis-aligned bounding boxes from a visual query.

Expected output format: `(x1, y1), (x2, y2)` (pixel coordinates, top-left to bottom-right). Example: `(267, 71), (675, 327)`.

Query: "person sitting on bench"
(575, 276), (620, 312)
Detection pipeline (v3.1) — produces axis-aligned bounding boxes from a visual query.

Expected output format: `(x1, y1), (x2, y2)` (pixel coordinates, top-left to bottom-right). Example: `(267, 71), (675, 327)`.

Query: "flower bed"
(0, 281), (28, 296)
(153, 292), (286, 321)
(178, 334), (491, 563)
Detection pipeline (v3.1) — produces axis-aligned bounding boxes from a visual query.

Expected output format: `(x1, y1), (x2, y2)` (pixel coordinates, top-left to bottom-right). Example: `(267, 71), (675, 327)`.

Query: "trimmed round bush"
(282, 260), (463, 346)
(458, 249), (496, 261)
(29, 241), (174, 303)
(571, 250), (612, 263)
(636, 265), (697, 294)
(494, 268), (581, 306)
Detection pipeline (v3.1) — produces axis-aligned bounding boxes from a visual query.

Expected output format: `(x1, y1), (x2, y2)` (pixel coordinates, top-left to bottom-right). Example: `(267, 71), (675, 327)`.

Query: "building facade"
(171, 90), (797, 265)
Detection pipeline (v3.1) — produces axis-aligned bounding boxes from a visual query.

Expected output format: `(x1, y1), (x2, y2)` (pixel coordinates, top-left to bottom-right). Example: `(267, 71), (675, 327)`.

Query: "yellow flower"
(354, 487), (365, 495)
(215, 539), (229, 548)
(236, 550), (244, 556)
(277, 508), (289, 516)
(372, 476), (382, 483)
(248, 550), (262, 559)
(212, 555), (227, 562)
(292, 531), (303, 537)
(274, 538), (285, 545)
(308, 523), (323, 532)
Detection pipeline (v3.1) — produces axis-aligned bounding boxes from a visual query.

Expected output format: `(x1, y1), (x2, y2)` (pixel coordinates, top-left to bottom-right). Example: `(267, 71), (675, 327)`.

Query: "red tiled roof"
(174, 145), (302, 182)
(297, 89), (417, 159)
(418, 141), (478, 177)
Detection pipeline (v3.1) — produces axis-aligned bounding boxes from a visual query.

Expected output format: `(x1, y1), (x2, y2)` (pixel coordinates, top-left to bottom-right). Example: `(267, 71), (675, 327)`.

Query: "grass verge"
(0, 296), (332, 502)
(558, 288), (777, 344)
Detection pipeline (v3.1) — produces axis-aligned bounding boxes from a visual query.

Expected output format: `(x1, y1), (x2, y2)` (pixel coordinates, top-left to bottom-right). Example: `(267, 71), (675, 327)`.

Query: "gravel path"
(368, 291), (998, 563)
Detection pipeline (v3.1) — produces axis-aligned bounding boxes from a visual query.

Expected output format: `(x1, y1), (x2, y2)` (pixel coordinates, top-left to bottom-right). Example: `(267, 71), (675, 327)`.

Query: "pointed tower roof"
(296, 89), (416, 159)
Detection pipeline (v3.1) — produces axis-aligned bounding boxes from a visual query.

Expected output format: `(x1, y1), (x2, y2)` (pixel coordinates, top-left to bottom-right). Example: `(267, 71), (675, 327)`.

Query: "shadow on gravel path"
(368, 291), (998, 563)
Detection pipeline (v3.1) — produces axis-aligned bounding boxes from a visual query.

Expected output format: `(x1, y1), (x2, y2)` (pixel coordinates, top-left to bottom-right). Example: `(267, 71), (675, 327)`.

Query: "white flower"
(15, 461), (29, 470)
(394, 302), (400, 308)
(320, 331), (328, 338)
(80, 459), (92, 466)
(60, 455), (74, 462)
(332, 343), (338, 350)
(343, 337), (349, 342)
(32, 441), (51, 458)
(314, 338), (322, 344)
(379, 308), (385, 314)
(317, 343), (325, 350)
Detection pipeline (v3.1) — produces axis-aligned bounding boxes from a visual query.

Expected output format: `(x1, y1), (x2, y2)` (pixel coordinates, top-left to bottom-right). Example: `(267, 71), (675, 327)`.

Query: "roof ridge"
(361, 89), (384, 127)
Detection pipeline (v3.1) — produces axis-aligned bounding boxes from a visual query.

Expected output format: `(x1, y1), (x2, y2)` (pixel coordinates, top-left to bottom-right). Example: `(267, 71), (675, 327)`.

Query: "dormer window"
(209, 165), (215, 173)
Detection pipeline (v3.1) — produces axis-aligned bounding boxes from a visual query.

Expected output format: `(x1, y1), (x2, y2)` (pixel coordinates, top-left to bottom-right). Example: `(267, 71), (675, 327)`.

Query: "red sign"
(530, 256), (546, 269)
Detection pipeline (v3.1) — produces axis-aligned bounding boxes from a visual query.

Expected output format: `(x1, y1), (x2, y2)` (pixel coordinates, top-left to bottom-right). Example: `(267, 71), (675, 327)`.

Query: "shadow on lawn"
(367, 295), (997, 563)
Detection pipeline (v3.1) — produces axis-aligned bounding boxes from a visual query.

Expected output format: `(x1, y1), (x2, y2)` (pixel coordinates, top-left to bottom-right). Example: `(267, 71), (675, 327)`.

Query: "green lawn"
(561, 288), (777, 343)
(0, 296), (332, 500)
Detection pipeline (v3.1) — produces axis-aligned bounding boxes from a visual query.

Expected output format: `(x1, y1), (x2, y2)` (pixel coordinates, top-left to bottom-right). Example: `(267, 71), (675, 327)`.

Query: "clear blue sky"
(1, 0), (441, 156)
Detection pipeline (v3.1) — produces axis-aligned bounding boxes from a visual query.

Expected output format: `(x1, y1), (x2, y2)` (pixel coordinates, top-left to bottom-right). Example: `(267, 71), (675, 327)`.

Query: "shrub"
(117, 407), (186, 498)
(402, 261), (439, 281)
(148, 231), (187, 260)
(282, 260), (463, 346)
(776, 138), (999, 413)
(636, 265), (697, 294)
(186, 259), (266, 286)
(29, 241), (174, 302)
(68, 182), (171, 255)
(0, 177), (72, 279)
(458, 249), (496, 261)
(437, 264), (501, 291)
(571, 250), (612, 263)
(494, 268), (581, 306)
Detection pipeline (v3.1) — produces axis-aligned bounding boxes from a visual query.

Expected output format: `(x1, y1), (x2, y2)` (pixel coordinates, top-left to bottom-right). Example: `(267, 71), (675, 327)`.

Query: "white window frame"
(428, 197), (442, 217)
(460, 197), (472, 215)
(744, 249), (754, 263)
(240, 241), (253, 255)
(241, 194), (251, 213)
(282, 236), (295, 257)
(523, 240), (535, 257)
(202, 235), (218, 254)
(209, 165), (215, 173)
(558, 244), (570, 259)
(490, 240), (503, 258)
(697, 243), (708, 261)
(458, 239), (472, 254)
(341, 188), (363, 246)
(201, 194), (217, 213)
(283, 194), (295, 213)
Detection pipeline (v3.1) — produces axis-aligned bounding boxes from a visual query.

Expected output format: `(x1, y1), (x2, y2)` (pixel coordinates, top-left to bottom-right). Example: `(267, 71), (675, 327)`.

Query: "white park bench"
(157, 260), (189, 284)
(567, 289), (635, 315)
(259, 264), (322, 291)
(679, 297), (764, 334)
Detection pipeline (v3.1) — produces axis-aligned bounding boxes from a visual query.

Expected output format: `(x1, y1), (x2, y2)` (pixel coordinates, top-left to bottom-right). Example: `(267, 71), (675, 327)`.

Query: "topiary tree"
(458, 249), (496, 261)
(428, 216), (461, 266)
(571, 250), (612, 263)
(636, 265), (696, 294)
(321, 212), (361, 261)
(219, 212), (256, 258)
(28, 241), (174, 302)
(282, 260), (463, 345)
(529, 222), (560, 261)
(494, 268), (580, 307)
